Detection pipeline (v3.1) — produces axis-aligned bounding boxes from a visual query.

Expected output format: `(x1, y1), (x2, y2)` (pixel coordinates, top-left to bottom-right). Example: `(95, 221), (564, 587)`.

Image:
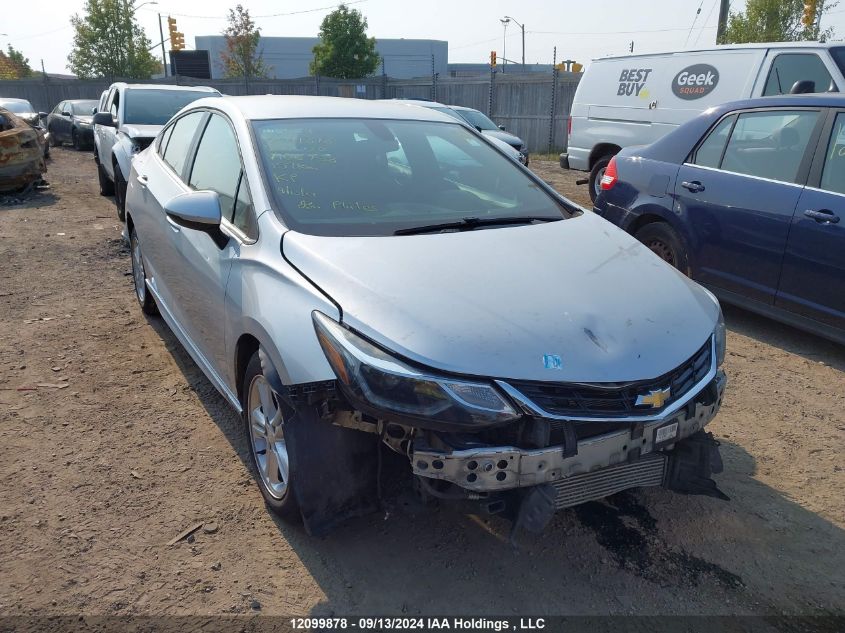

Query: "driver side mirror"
(498, 124), (506, 131)
(164, 190), (222, 232)
(61, 111), (72, 117)
(92, 112), (116, 127)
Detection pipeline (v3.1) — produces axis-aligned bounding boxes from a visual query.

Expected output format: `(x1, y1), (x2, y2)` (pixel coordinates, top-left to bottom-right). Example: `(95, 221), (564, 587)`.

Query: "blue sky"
(5, 0), (845, 74)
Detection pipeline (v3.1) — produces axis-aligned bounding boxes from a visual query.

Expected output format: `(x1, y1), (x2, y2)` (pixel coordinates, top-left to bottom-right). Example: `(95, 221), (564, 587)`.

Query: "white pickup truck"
(93, 83), (220, 220)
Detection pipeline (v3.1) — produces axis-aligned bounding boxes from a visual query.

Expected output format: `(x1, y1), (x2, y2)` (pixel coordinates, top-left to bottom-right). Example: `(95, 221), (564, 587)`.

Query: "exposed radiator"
(551, 453), (667, 509)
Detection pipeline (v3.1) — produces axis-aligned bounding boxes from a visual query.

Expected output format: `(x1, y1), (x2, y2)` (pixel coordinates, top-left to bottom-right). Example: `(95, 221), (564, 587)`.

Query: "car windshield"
(124, 90), (218, 125)
(253, 118), (568, 237)
(456, 108), (498, 131)
(71, 100), (98, 115)
(0, 100), (35, 114)
(832, 47), (845, 78)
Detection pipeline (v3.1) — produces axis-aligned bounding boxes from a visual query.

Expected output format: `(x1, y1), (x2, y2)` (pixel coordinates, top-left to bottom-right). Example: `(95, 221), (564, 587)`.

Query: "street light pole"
(503, 16), (525, 67)
(157, 13), (167, 76)
(500, 18), (509, 73)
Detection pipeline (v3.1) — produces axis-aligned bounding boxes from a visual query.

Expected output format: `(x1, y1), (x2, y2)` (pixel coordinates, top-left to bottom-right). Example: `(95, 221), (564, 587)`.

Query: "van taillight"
(567, 116), (572, 137)
(600, 156), (618, 190)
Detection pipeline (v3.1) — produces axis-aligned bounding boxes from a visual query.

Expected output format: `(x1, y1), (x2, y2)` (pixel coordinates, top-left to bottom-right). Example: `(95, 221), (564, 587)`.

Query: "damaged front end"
(286, 312), (728, 536)
(0, 108), (46, 193)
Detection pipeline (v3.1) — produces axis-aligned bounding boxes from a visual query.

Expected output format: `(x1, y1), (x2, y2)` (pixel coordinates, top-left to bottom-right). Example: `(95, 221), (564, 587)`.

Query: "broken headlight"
(312, 311), (519, 428)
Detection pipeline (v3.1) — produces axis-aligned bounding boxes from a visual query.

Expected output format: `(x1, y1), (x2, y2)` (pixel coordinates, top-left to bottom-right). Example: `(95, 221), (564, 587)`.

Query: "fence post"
(548, 47), (558, 155)
(381, 58), (387, 99)
(488, 67), (495, 117)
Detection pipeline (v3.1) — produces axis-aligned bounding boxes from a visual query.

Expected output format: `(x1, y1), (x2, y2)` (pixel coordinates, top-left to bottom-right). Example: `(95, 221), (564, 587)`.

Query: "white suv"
(93, 83), (220, 220)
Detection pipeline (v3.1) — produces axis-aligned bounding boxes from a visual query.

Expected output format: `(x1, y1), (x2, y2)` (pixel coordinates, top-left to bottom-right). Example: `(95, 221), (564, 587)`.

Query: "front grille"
(551, 453), (667, 509)
(510, 337), (712, 419)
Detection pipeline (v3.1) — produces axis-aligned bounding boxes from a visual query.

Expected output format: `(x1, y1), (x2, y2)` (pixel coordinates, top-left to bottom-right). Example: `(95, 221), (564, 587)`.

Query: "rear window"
(253, 118), (567, 237)
(457, 109), (498, 131)
(833, 47), (845, 78)
(71, 101), (98, 115)
(124, 89), (219, 125)
(0, 100), (34, 114)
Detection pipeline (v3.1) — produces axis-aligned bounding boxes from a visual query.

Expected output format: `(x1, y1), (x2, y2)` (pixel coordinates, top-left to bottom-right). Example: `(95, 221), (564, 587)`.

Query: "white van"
(560, 42), (845, 201)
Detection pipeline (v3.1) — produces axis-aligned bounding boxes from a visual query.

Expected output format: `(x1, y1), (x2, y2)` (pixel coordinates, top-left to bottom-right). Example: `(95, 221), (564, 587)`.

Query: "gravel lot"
(1, 150), (844, 621)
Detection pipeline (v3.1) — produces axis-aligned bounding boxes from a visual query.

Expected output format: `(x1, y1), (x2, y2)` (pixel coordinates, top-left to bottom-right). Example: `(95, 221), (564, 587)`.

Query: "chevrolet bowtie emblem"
(635, 387), (671, 409)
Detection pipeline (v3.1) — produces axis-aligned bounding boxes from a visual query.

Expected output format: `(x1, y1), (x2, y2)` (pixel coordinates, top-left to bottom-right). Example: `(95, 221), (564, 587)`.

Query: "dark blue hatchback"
(595, 94), (845, 345)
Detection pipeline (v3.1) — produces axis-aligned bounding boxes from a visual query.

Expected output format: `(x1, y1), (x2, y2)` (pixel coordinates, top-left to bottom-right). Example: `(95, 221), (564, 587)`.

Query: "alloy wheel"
(131, 233), (147, 303)
(247, 374), (290, 499)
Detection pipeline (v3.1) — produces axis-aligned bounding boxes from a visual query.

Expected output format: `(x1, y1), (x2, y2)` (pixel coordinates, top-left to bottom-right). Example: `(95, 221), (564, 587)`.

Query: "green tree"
(310, 4), (379, 79)
(2, 46), (34, 78)
(221, 4), (267, 79)
(722, 0), (836, 44)
(68, 0), (159, 79)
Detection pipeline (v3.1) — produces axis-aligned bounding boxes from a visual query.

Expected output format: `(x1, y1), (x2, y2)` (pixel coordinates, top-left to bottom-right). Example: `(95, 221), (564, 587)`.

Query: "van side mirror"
(93, 112), (116, 127)
(789, 80), (815, 94)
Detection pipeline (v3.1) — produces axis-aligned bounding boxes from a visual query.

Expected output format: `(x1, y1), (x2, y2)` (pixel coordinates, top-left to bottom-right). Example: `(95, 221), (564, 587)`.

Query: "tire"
(635, 222), (690, 275)
(588, 154), (614, 204)
(72, 129), (81, 151)
(114, 164), (127, 222)
(242, 352), (301, 522)
(97, 160), (114, 196)
(129, 227), (158, 316)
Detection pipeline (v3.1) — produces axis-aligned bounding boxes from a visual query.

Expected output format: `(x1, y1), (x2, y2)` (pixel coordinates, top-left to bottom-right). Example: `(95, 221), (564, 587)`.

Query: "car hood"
(75, 115), (93, 125)
(482, 129), (524, 149)
(120, 124), (162, 139)
(283, 213), (719, 383)
(16, 113), (39, 124)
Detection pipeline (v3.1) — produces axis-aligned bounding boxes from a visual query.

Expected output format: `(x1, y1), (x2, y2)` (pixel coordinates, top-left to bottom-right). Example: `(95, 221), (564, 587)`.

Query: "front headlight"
(714, 306), (726, 367)
(312, 311), (519, 428)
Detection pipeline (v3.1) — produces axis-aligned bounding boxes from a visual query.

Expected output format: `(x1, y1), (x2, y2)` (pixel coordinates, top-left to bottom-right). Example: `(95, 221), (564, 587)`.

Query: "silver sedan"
(125, 96), (727, 537)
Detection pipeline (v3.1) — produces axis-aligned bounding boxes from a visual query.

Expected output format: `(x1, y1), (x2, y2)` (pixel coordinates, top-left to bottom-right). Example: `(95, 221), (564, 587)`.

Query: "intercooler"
(550, 453), (667, 509)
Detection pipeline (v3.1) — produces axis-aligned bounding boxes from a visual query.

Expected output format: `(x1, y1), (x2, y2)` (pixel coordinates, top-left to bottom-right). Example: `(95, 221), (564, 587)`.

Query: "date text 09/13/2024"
(289, 617), (548, 630)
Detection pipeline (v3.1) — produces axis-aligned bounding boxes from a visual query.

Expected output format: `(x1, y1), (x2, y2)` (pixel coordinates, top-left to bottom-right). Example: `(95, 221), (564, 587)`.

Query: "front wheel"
(635, 222), (690, 275)
(588, 155), (614, 204)
(243, 352), (301, 521)
(72, 129), (82, 151)
(49, 127), (59, 147)
(130, 227), (158, 316)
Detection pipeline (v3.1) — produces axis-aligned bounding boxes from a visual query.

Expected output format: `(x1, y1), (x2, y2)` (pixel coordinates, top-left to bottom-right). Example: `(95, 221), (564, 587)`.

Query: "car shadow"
(143, 314), (845, 616)
(724, 303), (845, 372)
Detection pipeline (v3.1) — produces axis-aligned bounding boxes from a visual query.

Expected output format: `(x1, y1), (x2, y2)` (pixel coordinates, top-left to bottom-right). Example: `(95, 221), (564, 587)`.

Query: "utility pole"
(716, 0), (730, 44)
(158, 13), (167, 76)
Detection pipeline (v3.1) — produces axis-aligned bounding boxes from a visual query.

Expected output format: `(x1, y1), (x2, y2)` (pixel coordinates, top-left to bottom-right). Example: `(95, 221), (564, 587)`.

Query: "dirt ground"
(1, 151), (844, 622)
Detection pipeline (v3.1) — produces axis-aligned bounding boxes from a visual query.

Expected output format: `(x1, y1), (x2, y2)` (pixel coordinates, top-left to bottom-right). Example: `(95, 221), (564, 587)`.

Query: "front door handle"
(803, 209), (840, 224)
(681, 180), (705, 193)
(137, 174), (148, 187)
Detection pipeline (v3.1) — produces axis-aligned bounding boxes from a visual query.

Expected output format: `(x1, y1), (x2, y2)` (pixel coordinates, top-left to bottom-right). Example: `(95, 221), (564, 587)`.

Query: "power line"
(693, 0), (720, 47)
(685, 1), (704, 47)
(146, 0), (368, 20)
(527, 25), (717, 36)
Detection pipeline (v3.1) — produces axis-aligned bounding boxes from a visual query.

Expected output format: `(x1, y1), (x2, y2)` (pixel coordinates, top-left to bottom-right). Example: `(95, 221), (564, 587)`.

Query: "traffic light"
(572, 62), (583, 73)
(490, 51), (497, 67)
(167, 16), (185, 51)
(802, 0), (818, 27)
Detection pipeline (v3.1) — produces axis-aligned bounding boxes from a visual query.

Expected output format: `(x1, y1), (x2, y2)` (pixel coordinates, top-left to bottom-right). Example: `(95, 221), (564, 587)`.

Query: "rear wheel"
(97, 160), (114, 196)
(243, 352), (301, 521)
(114, 164), (127, 222)
(129, 226), (158, 316)
(635, 222), (690, 275)
(588, 154), (614, 204)
(72, 129), (81, 151)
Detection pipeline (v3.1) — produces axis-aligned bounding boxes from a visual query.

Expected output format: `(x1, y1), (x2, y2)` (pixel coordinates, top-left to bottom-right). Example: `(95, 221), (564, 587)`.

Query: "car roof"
(0, 98), (31, 104)
(710, 93), (845, 115)
(110, 82), (220, 93)
(598, 40), (844, 62)
(65, 98), (98, 103)
(189, 95), (461, 123)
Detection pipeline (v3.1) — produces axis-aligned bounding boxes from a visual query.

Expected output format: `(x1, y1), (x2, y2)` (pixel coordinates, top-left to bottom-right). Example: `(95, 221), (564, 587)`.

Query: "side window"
(763, 54), (836, 96)
(233, 174), (258, 239)
(109, 90), (120, 118)
(720, 110), (819, 183)
(692, 115), (735, 168)
(820, 113), (845, 195)
(157, 122), (175, 155)
(189, 114), (241, 223)
(162, 111), (205, 177)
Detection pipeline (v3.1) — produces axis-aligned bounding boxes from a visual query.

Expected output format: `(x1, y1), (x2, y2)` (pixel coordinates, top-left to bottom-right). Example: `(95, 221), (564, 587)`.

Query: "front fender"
(112, 133), (133, 179)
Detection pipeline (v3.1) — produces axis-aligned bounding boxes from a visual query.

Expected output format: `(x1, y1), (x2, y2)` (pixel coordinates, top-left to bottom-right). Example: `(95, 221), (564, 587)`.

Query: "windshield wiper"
(394, 215), (561, 236)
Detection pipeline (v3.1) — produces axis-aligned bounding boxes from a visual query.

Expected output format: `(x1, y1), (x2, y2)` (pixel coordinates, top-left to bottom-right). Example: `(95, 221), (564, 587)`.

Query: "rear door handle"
(681, 180), (705, 193)
(165, 214), (181, 233)
(137, 174), (148, 187)
(803, 209), (840, 224)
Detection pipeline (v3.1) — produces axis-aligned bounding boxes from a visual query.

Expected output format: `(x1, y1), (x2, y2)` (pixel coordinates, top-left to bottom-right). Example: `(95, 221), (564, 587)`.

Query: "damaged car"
(0, 98), (50, 159)
(0, 107), (46, 193)
(125, 96), (728, 536)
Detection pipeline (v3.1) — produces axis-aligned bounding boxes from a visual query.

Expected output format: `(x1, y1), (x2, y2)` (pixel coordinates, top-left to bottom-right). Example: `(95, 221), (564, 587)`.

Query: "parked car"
(563, 42), (845, 202)
(93, 83), (221, 221)
(46, 99), (99, 150)
(594, 94), (845, 344)
(0, 98), (50, 159)
(448, 105), (530, 165)
(0, 107), (46, 191)
(388, 99), (526, 164)
(125, 95), (727, 536)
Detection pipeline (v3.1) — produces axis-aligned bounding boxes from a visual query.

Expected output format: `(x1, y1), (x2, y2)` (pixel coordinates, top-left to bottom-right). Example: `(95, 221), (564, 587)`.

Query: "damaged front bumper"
(411, 371), (726, 508)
